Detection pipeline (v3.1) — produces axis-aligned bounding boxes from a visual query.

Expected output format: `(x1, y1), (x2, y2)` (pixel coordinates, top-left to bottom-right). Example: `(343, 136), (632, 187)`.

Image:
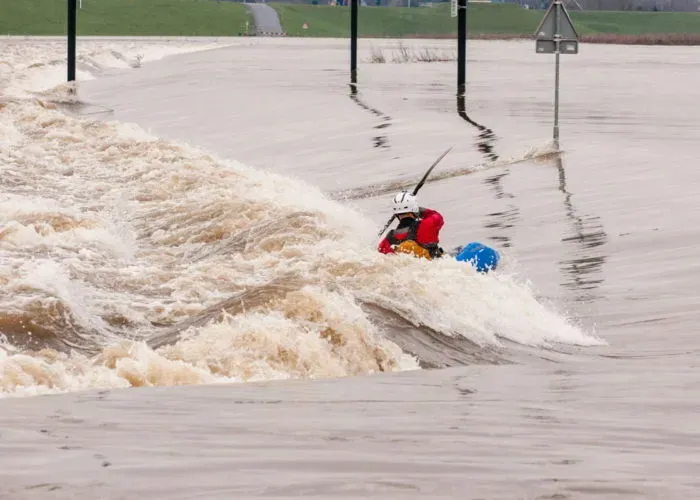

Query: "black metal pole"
(350, 0), (358, 84)
(67, 0), (77, 82)
(454, 0), (498, 162)
(456, 0), (467, 96)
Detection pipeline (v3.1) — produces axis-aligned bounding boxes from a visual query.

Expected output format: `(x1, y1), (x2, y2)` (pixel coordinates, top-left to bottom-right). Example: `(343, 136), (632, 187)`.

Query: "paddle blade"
(412, 147), (453, 195)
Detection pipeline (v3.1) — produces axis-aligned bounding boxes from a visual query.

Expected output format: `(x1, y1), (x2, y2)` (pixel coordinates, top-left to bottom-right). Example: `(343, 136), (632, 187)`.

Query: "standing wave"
(0, 41), (605, 398)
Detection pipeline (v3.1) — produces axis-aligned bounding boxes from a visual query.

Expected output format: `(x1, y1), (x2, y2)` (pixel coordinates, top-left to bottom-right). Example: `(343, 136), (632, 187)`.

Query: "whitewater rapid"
(0, 38), (604, 398)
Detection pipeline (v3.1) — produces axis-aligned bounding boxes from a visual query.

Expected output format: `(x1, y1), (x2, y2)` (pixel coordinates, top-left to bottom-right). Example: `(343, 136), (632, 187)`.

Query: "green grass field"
(0, 0), (252, 36)
(275, 3), (545, 37)
(275, 3), (700, 38)
(571, 10), (700, 35)
(2, 0), (700, 40)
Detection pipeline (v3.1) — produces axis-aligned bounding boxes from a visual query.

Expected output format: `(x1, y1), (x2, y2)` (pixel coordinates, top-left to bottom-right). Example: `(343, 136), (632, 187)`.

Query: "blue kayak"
(390, 240), (500, 273)
(450, 242), (500, 273)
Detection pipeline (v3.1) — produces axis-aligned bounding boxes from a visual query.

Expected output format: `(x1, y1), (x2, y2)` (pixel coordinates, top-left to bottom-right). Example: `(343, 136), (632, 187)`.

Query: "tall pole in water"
(534, 0), (579, 149)
(553, 0), (561, 147)
(350, 0), (358, 84)
(456, 0), (467, 97)
(67, 0), (77, 82)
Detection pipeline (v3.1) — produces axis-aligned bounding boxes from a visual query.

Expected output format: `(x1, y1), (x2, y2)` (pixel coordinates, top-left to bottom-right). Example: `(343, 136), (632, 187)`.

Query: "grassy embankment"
(2, 0), (699, 45)
(0, 0), (253, 36)
(272, 3), (700, 44)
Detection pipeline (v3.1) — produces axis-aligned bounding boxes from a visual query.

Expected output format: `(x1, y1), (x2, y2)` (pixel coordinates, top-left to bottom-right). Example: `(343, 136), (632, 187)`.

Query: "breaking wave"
(0, 39), (605, 398)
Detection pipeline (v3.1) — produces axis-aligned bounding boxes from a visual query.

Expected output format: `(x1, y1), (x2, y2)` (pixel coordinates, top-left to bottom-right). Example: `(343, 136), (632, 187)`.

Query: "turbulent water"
(0, 38), (601, 398)
(1, 36), (699, 498)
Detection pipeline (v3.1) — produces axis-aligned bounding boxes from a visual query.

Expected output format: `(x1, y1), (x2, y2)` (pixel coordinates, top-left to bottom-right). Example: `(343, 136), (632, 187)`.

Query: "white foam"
(1, 39), (234, 99)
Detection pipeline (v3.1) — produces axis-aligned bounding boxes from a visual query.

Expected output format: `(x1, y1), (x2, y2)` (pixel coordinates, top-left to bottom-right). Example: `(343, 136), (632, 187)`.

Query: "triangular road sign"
(534, 1), (579, 41)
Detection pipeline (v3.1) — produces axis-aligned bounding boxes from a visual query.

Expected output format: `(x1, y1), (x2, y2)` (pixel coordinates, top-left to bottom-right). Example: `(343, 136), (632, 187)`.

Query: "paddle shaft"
(377, 147), (453, 237)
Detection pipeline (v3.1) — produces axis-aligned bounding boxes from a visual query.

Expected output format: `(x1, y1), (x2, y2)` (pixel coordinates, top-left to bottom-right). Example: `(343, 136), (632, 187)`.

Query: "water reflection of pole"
(349, 83), (391, 149)
(482, 169), (519, 249)
(457, 95), (498, 164)
(556, 155), (608, 302)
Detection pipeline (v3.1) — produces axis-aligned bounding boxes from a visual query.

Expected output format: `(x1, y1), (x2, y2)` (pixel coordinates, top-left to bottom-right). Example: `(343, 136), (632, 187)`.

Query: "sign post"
(534, 0), (579, 148)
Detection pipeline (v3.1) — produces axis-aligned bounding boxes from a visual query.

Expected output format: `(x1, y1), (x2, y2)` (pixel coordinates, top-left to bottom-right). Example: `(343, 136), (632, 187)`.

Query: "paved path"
(244, 3), (285, 36)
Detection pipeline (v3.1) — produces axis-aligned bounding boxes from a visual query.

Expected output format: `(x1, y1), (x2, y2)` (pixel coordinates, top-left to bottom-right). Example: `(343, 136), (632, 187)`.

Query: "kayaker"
(377, 191), (445, 260)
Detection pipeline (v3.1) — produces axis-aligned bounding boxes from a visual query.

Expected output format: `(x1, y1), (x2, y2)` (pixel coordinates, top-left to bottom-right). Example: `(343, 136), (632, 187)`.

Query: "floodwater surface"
(0, 36), (698, 498)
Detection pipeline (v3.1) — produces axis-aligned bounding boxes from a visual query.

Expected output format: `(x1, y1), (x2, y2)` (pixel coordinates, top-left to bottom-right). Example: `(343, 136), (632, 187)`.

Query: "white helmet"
(392, 191), (419, 215)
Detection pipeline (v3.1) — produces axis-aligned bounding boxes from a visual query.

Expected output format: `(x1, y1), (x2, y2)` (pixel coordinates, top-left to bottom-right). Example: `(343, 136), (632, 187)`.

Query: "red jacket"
(378, 208), (444, 255)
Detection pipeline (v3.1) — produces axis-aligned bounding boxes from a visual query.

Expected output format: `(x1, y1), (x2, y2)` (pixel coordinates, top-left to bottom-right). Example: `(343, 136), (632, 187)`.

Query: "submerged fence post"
(456, 0), (467, 97)
(452, 0), (498, 163)
(350, 0), (358, 84)
(67, 0), (77, 82)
